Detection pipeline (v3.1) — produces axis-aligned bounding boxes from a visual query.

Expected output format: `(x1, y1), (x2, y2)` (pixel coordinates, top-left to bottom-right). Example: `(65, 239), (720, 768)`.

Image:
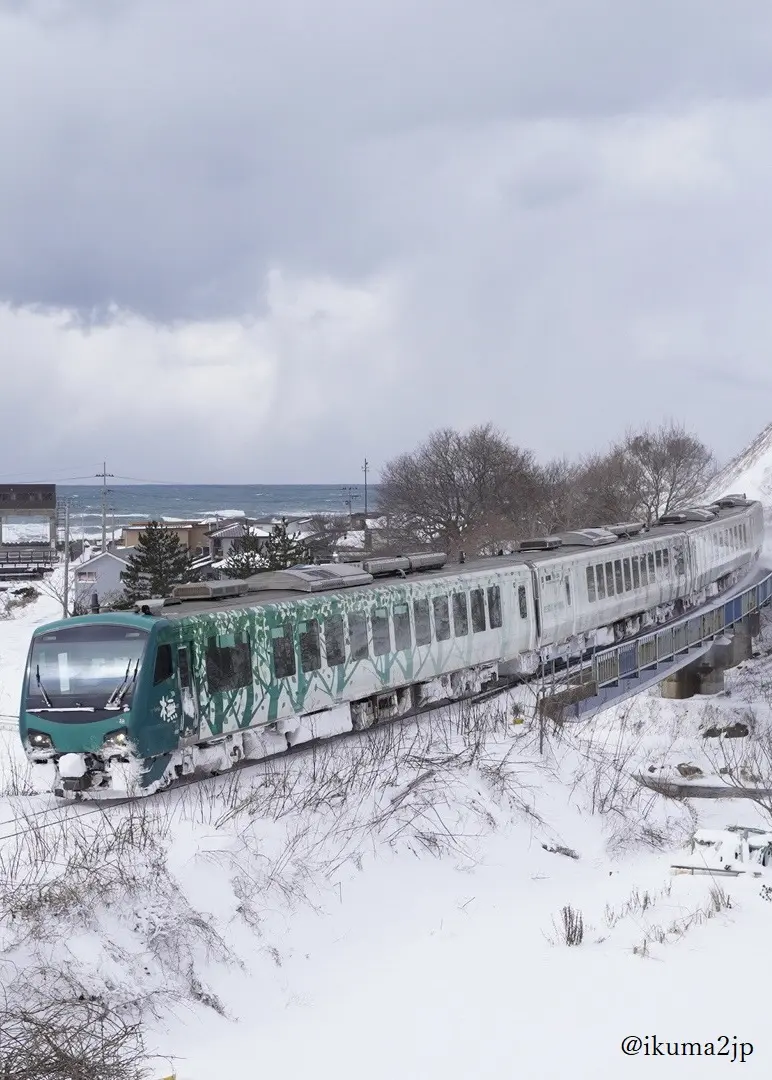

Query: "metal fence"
(590, 571), (772, 691)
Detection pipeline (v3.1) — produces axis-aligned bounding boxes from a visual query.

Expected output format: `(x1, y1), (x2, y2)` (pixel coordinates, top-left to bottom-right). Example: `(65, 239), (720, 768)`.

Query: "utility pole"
(341, 486), (358, 523)
(95, 461), (114, 553)
(62, 501), (70, 619)
(362, 458), (369, 518)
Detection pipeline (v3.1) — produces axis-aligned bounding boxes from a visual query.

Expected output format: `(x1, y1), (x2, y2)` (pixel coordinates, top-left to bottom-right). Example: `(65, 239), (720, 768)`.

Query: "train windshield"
(26, 623), (149, 712)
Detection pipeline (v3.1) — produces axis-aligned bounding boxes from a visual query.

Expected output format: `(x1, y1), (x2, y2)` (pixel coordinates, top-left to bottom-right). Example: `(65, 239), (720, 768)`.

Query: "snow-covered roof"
(335, 530), (366, 549)
(76, 550), (130, 569)
(208, 522), (270, 540)
(125, 521), (194, 531)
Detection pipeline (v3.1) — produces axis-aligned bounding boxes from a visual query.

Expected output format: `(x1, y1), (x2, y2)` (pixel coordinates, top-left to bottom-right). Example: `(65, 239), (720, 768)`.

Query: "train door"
(177, 643), (200, 743)
(537, 563), (573, 645)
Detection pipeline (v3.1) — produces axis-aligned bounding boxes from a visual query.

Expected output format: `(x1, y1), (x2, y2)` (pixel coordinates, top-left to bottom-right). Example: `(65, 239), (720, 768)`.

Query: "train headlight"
(103, 729), (130, 749)
(28, 730), (53, 750)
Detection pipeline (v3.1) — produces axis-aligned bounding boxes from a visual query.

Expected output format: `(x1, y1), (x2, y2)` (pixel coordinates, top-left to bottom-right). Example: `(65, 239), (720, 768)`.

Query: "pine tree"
(121, 521), (194, 601)
(223, 526), (266, 579)
(260, 518), (312, 571)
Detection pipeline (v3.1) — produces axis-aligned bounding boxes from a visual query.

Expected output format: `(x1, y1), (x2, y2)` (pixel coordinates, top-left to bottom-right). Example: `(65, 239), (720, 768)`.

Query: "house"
(73, 550), (132, 610)
(207, 520), (270, 560)
(120, 519), (243, 557)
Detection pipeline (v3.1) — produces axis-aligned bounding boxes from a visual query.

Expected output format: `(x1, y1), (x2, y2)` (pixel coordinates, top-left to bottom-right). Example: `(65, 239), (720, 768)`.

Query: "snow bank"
(2, 565), (772, 1078)
(708, 420), (772, 503)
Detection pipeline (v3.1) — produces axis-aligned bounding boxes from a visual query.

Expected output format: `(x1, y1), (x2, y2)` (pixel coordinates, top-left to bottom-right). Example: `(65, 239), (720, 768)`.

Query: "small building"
(0, 483), (58, 577)
(74, 550), (131, 610)
(120, 518), (246, 558)
(207, 521), (270, 560)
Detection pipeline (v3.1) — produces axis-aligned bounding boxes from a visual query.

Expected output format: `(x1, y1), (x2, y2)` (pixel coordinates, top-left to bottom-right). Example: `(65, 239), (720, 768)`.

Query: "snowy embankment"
(2, 586), (772, 1076)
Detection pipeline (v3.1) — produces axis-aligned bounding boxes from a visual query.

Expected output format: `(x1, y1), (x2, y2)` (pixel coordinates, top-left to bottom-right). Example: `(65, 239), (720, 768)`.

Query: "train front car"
(19, 613), (174, 798)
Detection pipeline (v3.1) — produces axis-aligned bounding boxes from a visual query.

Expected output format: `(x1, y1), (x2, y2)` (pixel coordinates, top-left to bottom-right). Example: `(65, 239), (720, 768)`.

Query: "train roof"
(152, 498), (759, 620)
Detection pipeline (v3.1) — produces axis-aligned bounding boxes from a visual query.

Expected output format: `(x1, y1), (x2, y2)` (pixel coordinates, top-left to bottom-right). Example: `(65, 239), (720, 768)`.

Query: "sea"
(49, 484), (379, 541)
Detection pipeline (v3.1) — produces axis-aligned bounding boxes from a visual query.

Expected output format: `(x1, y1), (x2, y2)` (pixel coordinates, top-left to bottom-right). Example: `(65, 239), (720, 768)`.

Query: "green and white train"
(19, 495), (764, 798)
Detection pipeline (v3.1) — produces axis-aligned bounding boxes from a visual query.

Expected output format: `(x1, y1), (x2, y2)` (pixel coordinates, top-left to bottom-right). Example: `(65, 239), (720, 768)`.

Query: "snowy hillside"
(3, 580), (772, 1077)
(707, 420), (772, 504)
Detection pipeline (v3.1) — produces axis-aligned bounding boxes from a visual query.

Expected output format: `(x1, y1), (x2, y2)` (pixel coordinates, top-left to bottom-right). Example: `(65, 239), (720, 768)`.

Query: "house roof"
(208, 522), (270, 540)
(124, 522), (194, 531)
(76, 550), (130, 570)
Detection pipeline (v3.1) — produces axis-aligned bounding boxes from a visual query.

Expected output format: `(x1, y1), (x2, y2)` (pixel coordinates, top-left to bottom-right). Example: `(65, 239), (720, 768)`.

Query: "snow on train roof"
(154, 499), (759, 619)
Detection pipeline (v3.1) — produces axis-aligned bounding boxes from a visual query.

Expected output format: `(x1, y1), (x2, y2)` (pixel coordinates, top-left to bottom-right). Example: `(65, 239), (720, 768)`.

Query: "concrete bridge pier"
(660, 613), (758, 700)
(729, 612), (758, 666)
(660, 665), (702, 699)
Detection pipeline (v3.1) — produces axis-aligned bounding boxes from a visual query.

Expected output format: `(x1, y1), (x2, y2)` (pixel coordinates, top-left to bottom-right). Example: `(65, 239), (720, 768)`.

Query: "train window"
(639, 555), (648, 586)
(565, 578), (571, 605)
(648, 552), (655, 577)
(518, 584), (528, 618)
(453, 592), (469, 636)
(662, 549), (669, 571)
(605, 562), (615, 596)
(372, 609), (391, 656)
(299, 619), (322, 673)
(324, 615), (346, 667)
(470, 589), (486, 632)
(393, 605), (413, 651)
(209, 633), (252, 691)
(414, 598), (432, 645)
(586, 566), (596, 602)
(270, 622), (296, 681)
(614, 560), (623, 593)
(595, 565), (606, 600)
(433, 596), (451, 641)
(623, 559), (632, 592)
(742, 524), (747, 544)
(655, 550), (662, 570)
(177, 646), (191, 690)
(487, 586), (502, 628)
(632, 557), (640, 589)
(348, 612), (369, 661)
(153, 644), (173, 685)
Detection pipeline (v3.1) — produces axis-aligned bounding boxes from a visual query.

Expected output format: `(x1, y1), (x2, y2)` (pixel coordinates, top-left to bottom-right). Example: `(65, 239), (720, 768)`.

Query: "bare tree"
(532, 458), (584, 534)
(378, 425), (542, 553)
(621, 420), (716, 524)
(575, 448), (644, 526)
(306, 514), (351, 560)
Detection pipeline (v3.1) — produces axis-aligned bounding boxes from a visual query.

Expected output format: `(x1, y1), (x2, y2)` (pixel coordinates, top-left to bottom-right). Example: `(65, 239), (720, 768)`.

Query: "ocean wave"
(198, 509), (247, 519)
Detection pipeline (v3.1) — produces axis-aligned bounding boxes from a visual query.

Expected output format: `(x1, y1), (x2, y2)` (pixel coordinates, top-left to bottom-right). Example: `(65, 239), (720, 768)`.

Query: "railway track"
(0, 677), (523, 841)
(0, 564), (768, 834)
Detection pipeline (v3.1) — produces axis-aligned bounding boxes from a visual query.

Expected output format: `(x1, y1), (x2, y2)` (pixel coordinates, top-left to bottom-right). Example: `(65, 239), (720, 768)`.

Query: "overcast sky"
(2, 0), (772, 484)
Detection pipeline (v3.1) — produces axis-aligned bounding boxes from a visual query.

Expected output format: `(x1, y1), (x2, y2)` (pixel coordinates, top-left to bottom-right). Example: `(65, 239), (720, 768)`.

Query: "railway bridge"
(538, 567), (772, 721)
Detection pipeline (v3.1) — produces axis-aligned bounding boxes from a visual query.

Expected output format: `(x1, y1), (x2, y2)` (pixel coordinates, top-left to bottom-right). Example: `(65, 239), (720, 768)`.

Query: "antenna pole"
(362, 457), (369, 518)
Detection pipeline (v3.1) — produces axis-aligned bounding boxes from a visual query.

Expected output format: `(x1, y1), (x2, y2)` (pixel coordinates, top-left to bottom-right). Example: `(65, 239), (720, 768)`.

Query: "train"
(19, 494), (765, 799)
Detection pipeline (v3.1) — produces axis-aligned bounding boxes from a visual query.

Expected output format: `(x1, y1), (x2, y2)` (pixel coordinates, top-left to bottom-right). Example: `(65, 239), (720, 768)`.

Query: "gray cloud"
(2, 1), (772, 480)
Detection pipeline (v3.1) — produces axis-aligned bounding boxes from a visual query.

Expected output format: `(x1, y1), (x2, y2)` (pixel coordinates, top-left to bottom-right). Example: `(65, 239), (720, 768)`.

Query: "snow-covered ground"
(3, 578), (772, 1077)
(5, 421), (772, 1078)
